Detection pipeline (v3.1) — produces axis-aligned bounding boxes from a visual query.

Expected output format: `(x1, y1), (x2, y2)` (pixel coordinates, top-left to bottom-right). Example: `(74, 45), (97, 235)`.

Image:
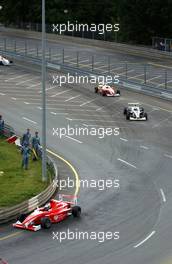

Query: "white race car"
(0, 56), (13, 66)
(123, 103), (148, 121)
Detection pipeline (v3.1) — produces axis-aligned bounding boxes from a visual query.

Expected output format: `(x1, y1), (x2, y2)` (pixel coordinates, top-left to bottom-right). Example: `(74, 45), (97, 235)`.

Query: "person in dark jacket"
(0, 115), (4, 135)
(21, 128), (31, 147)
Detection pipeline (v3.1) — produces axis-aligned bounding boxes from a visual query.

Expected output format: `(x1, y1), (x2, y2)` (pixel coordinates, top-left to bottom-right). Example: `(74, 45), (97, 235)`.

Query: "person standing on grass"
(21, 128), (31, 147)
(0, 115), (4, 135)
(21, 143), (30, 170)
(32, 131), (41, 160)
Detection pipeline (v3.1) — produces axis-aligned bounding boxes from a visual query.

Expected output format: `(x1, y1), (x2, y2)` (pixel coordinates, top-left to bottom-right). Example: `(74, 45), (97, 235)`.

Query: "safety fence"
(0, 37), (172, 92)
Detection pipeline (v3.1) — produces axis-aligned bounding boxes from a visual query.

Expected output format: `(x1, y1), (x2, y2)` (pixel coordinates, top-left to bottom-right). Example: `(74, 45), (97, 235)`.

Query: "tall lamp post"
(42, 0), (47, 182)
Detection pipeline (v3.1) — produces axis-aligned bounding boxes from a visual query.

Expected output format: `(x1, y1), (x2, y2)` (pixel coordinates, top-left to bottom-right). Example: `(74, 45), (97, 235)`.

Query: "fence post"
(14, 40), (16, 53)
(4, 39), (6, 51)
(25, 41), (27, 56)
(49, 48), (51, 61)
(108, 56), (110, 74)
(92, 55), (94, 72)
(77, 51), (79, 68)
(125, 63), (128, 79)
(165, 70), (167, 89)
(36, 46), (39, 58)
(62, 48), (64, 64)
(144, 65), (147, 84)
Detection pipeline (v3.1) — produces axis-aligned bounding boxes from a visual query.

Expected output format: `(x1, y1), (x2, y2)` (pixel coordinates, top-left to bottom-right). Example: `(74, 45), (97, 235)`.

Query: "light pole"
(42, 0), (47, 182)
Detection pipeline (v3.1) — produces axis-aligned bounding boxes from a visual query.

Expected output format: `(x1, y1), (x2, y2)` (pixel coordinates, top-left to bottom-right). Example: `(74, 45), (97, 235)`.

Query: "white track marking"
(140, 145), (149, 150)
(96, 106), (104, 111)
(128, 73), (144, 80)
(147, 75), (162, 82)
(134, 231), (156, 248)
(164, 154), (172, 159)
(51, 89), (71, 97)
(160, 189), (166, 203)
(117, 158), (137, 169)
(65, 135), (83, 144)
(120, 138), (128, 142)
(5, 74), (29, 82)
(80, 99), (96, 107)
(24, 102), (30, 105)
(119, 69), (135, 75)
(16, 77), (39, 85)
(157, 80), (172, 87)
(0, 93), (5, 96)
(22, 117), (37, 124)
(45, 107), (106, 112)
(65, 117), (123, 123)
(152, 116), (172, 128)
(50, 112), (68, 115)
(65, 95), (81, 102)
(26, 82), (41, 89)
(11, 97), (17, 100)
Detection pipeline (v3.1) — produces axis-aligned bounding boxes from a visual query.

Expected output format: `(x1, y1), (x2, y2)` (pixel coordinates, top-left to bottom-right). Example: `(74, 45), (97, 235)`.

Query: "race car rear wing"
(59, 194), (78, 205)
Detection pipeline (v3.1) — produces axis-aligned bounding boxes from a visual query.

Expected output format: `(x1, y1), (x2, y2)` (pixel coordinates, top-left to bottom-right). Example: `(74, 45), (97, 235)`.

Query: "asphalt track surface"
(0, 59), (172, 264)
(0, 30), (172, 90)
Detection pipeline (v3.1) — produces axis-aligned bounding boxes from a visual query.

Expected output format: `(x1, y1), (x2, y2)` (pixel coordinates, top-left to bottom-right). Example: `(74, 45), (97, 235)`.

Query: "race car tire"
(72, 206), (81, 218)
(144, 113), (148, 120)
(17, 213), (28, 223)
(126, 113), (130, 120)
(102, 92), (106, 96)
(123, 108), (127, 115)
(116, 90), (120, 95)
(41, 217), (52, 229)
(95, 87), (98, 93)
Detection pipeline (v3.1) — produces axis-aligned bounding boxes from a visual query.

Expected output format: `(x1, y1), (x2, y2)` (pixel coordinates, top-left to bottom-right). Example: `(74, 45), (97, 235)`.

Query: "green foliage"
(1, 0), (172, 44)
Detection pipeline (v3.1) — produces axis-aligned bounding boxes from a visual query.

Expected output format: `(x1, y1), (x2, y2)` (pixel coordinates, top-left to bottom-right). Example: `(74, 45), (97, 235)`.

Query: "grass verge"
(0, 136), (51, 208)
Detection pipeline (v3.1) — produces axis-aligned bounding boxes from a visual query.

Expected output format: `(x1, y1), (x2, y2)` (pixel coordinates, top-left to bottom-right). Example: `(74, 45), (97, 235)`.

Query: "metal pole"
(77, 51), (79, 68)
(92, 55), (94, 72)
(144, 64), (147, 84)
(165, 70), (167, 89)
(108, 56), (110, 74)
(126, 63), (128, 79)
(42, 0), (47, 182)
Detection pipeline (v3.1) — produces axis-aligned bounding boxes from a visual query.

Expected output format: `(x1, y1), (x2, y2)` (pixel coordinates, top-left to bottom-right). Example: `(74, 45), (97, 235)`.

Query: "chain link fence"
(0, 37), (172, 91)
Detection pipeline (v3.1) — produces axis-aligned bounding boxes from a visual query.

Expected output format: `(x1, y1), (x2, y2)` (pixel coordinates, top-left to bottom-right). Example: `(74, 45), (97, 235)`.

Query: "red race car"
(95, 84), (120, 97)
(13, 195), (81, 231)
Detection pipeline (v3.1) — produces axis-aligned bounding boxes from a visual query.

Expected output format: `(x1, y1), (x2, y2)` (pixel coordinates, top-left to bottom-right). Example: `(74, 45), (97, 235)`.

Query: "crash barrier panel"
(3, 124), (15, 138)
(0, 26), (172, 61)
(0, 48), (172, 102)
(0, 126), (58, 224)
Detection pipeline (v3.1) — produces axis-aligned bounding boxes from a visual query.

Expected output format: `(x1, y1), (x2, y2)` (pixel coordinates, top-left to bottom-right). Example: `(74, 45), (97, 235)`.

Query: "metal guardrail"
(0, 126), (58, 224)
